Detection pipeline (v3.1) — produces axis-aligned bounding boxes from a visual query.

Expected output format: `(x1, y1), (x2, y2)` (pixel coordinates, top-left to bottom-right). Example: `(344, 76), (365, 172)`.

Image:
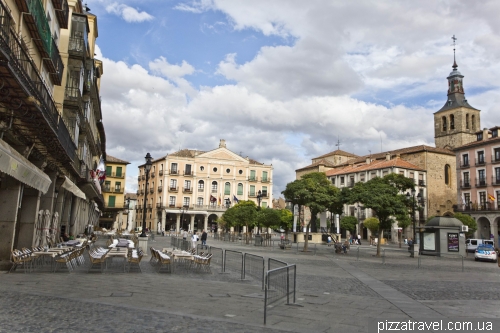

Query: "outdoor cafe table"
(32, 251), (58, 270)
(105, 248), (128, 272)
(161, 248), (193, 273)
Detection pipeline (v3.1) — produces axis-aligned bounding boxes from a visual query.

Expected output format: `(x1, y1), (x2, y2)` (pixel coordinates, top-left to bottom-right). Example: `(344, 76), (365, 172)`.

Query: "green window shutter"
(224, 182), (230, 195)
(108, 196), (116, 208)
(250, 170), (256, 180)
(116, 167), (122, 177)
(106, 166), (112, 176)
(237, 183), (243, 195)
(250, 185), (255, 196)
(262, 186), (267, 196)
(262, 202), (267, 208)
(262, 171), (268, 181)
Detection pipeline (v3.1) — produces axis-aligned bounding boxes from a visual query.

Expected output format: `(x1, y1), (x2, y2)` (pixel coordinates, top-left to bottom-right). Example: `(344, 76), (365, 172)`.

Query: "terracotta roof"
(453, 135), (500, 151)
(296, 158), (336, 172)
(106, 155), (130, 164)
(325, 158), (424, 176)
(124, 193), (137, 200)
(314, 149), (359, 159)
(170, 149), (205, 158)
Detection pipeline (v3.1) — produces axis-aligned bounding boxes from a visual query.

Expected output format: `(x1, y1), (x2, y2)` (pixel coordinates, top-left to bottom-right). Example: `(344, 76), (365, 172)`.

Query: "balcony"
(156, 203), (162, 209)
(136, 190), (140, 195)
(149, 188), (154, 194)
(492, 156), (500, 164)
(460, 180), (471, 189)
(68, 36), (87, 59)
(137, 176), (141, 181)
(492, 176), (500, 186)
(159, 170), (164, 176)
(15, 0), (64, 84)
(53, 0), (69, 29)
(147, 204), (152, 210)
(262, 191), (269, 198)
(249, 192), (256, 198)
(169, 187), (179, 193)
(151, 173), (155, 178)
(460, 161), (470, 168)
(183, 187), (193, 193)
(475, 177), (487, 187)
(418, 180), (426, 187)
(114, 188), (123, 194)
(475, 157), (485, 166)
(248, 177), (258, 182)
(169, 204), (176, 208)
(455, 203), (499, 212)
(261, 178), (271, 183)
(183, 170), (193, 177)
(102, 186), (111, 193)
(109, 172), (125, 178)
(158, 186), (163, 193)
(140, 189), (144, 195)
(169, 169), (178, 175)
(142, 175), (146, 180)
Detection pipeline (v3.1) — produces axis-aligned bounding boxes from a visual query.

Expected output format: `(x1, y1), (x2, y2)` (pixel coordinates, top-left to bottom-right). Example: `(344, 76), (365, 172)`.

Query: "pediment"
(198, 148), (247, 162)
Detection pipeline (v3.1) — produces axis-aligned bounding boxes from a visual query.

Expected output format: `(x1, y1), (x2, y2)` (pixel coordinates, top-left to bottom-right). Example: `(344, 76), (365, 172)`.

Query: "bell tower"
(434, 36), (480, 150)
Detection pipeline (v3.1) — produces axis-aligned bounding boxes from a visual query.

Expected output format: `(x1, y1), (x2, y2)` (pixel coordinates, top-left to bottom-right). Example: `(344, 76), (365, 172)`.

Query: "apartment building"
(454, 127), (500, 244)
(99, 155), (130, 229)
(137, 139), (273, 233)
(0, 1), (106, 269)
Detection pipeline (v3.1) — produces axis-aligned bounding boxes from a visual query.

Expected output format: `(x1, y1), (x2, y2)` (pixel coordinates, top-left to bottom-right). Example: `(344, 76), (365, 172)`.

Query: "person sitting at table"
(62, 233), (70, 242)
(69, 233), (75, 240)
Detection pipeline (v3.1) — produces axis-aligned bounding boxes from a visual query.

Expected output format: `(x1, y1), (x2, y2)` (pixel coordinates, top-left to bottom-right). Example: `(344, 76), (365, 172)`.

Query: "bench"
(279, 239), (292, 250)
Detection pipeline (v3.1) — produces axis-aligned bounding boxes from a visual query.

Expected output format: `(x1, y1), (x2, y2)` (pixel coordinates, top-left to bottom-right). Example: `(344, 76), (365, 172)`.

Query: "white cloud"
(106, 2), (154, 23)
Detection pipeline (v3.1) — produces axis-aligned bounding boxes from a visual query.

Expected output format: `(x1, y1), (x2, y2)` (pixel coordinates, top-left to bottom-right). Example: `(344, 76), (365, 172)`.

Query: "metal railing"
(223, 250), (244, 278)
(208, 246), (224, 273)
(295, 242), (317, 255)
(268, 258), (287, 271)
(264, 264), (297, 325)
(244, 253), (265, 290)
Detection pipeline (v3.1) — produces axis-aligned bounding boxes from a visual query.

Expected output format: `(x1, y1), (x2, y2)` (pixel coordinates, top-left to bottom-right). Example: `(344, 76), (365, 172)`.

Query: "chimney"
(386, 153), (391, 161)
(483, 128), (490, 140)
(219, 139), (226, 148)
(366, 157), (371, 164)
(396, 154), (401, 159)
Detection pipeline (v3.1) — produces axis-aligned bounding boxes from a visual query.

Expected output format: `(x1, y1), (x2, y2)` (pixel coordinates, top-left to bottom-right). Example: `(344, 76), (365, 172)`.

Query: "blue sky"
(87, 0), (500, 195)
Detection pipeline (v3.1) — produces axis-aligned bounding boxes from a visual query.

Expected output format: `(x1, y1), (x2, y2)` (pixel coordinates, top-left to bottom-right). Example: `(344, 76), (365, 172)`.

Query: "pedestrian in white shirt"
(191, 233), (198, 250)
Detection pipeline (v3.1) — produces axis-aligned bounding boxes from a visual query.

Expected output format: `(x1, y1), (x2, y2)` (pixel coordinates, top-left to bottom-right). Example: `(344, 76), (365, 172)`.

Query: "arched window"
(211, 181), (218, 193)
(471, 115), (475, 131)
(450, 114), (455, 130)
(466, 114), (469, 129)
(445, 164), (451, 186)
(442, 116), (447, 131)
(237, 183), (243, 195)
(224, 182), (231, 195)
(198, 180), (204, 190)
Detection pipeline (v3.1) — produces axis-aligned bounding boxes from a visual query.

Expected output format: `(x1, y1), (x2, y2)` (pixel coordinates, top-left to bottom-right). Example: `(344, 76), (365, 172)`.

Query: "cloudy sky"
(88, 0), (500, 195)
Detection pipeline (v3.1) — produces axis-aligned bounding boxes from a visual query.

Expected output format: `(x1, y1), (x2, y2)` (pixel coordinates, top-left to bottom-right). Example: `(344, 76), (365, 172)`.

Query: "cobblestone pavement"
(1, 236), (500, 332)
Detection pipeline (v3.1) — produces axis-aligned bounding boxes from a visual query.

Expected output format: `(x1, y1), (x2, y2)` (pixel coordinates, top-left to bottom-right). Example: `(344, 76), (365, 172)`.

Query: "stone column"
(161, 209), (166, 232)
(176, 214), (181, 234)
(16, 187), (41, 249)
(190, 215), (195, 232)
(59, 193), (73, 236)
(203, 215), (208, 232)
(0, 176), (22, 269)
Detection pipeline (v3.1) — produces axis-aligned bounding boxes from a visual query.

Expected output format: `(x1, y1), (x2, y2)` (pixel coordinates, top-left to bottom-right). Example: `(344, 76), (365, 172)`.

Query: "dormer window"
(493, 129), (498, 138)
(477, 133), (483, 141)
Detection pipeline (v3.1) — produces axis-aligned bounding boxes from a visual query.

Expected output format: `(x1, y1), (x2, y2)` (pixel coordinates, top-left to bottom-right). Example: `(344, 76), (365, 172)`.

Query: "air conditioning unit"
(461, 225), (469, 232)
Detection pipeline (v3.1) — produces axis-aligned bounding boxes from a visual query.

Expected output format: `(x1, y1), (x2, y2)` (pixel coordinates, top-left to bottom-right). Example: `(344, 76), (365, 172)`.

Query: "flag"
(210, 195), (216, 203)
(488, 193), (496, 202)
(461, 196), (466, 205)
(218, 195), (221, 205)
(233, 195), (239, 204)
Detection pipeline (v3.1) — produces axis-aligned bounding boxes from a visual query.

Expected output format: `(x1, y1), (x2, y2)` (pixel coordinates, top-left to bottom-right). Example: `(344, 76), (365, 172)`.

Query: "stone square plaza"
(1, 235), (500, 333)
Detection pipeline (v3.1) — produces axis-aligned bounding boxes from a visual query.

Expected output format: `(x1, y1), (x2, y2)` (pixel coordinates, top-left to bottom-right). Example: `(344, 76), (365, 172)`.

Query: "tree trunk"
(303, 222), (310, 252)
(376, 227), (383, 257)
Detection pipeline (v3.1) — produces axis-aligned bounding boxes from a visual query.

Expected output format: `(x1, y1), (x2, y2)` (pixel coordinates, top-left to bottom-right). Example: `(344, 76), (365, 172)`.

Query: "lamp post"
(256, 190), (262, 235)
(126, 197), (130, 231)
(180, 206), (186, 232)
(140, 153), (153, 238)
(355, 203), (361, 244)
(406, 190), (422, 257)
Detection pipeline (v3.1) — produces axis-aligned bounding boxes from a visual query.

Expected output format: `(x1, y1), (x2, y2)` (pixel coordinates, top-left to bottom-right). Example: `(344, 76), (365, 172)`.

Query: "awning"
(61, 176), (86, 199)
(0, 139), (51, 193)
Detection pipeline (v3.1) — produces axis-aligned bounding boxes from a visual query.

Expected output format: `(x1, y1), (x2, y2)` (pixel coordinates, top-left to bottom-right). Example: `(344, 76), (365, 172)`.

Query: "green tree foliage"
(222, 200), (257, 243)
(452, 212), (478, 237)
(363, 217), (380, 234)
(349, 174), (414, 256)
(279, 209), (293, 239)
(257, 207), (281, 231)
(340, 216), (357, 233)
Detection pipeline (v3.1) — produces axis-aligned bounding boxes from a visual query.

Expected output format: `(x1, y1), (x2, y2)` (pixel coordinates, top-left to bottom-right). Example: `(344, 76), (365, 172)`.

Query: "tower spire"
(452, 35), (457, 69)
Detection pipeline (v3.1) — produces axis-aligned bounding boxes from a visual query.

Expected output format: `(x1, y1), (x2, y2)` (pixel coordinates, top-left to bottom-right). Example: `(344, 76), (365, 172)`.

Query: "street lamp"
(406, 190), (422, 257)
(140, 153), (153, 238)
(355, 203), (361, 245)
(180, 206), (187, 231)
(256, 190), (262, 235)
(126, 197), (130, 231)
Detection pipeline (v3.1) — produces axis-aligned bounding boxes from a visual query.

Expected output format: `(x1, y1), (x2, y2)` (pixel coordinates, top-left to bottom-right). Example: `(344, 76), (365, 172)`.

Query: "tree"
(452, 212), (477, 237)
(257, 207), (281, 231)
(340, 216), (357, 233)
(363, 217), (380, 235)
(222, 200), (257, 243)
(278, 208), (293, 240)
(349, 174), (414, 256)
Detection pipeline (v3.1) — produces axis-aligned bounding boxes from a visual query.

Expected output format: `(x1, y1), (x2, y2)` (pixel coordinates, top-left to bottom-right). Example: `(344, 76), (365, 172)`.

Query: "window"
(493, 130), (498, 138)
(197, 197), (203, 206)
(497, 191), (500, 208)
(477, 151), (485, 164)
(340, 176), (345, 184)
(442, 116), (447, 131)
(250, 170), (256, 181)
(184, 180), (191, 190)
(224, 182), (231, 195)
(463, 154), (469, 166)
(262, 202), (268, 208)
(479, 192), (486, 208)
(262, 171), (268, 181)
(477, 133), (483, 141)
(239, 170), (243, 175)
(360, 175), (365, 182)
(104, 181), (110, 192)
(237, 183), (243, 195)
(211, 181), (218, 193)
(494, 148), (500, 162)
(198, 180), (204, 190)
(399, 171), (405, 175)
(331, 178), (335, 185)
(371, 172), (376, 179)
(108, 196), (116, 208)
(226, 168), (231, 174)
(170, 179), (177, 189)
(169, 196), (176, 206)
(106, 166), (112, 176)
(171, 163), (178, 174)
(183, 197), (190, 207)
(472, 115), (476, 130)
(444, 164), (451, 185)
(450, 114), (455, 130)
(495, 168), (500, 184)
(262, 186), (268, 196)
(463, 172), (470, 186)
(115, 182), (121, 192)
(185, 164), (192, 175)
(466, 114), (469, 129)
(200, 166), (204, 171)
(478, 170), (485, 185)
(464, 193), (470, 206)
(116, 167), (122, 177)
(213, 167), (218, 172)
(250, 185), (255, 196)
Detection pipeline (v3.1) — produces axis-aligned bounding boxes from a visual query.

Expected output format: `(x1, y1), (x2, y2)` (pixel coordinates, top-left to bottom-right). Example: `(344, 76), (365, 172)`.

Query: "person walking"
(357, 234), (362, 245)
(201, 229), (208, 249)
(191, 232), (198, 250)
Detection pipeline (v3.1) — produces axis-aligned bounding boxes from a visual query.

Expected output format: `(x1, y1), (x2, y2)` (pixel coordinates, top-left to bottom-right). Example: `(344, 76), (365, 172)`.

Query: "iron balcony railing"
(183, 170), (193, 176)
(475, 157), (485, 166)
(261, 178), (271, 183)
(137, 176), (141, 181)
(53, 0), (69, 29)
(151, 173), (155, 178)
(68, 37), (87, 58)
(169, 187), (179, 192)
(183, 187), (193, 193)
(169, 169), (178, 175)
(455, 203), (499, 212)
(475, 177), (487, 187)
(418, 180), (426, 186)
(248, 176), (258, 182)
(158, 186), (162, 192)
(159, 170), (164, 176)
(492, 176), (500, 185)
(493, 156), (500, 163)
(460, 180), (471, 189)
(460, 160), (470, 168)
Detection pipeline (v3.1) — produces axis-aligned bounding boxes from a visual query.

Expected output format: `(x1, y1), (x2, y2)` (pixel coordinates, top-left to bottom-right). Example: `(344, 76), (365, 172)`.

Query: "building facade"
(99, 155), (130, 229)
(0, 0), (106, 269)
(137, 139), (273, 233)
(454, 127), (500, 245)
